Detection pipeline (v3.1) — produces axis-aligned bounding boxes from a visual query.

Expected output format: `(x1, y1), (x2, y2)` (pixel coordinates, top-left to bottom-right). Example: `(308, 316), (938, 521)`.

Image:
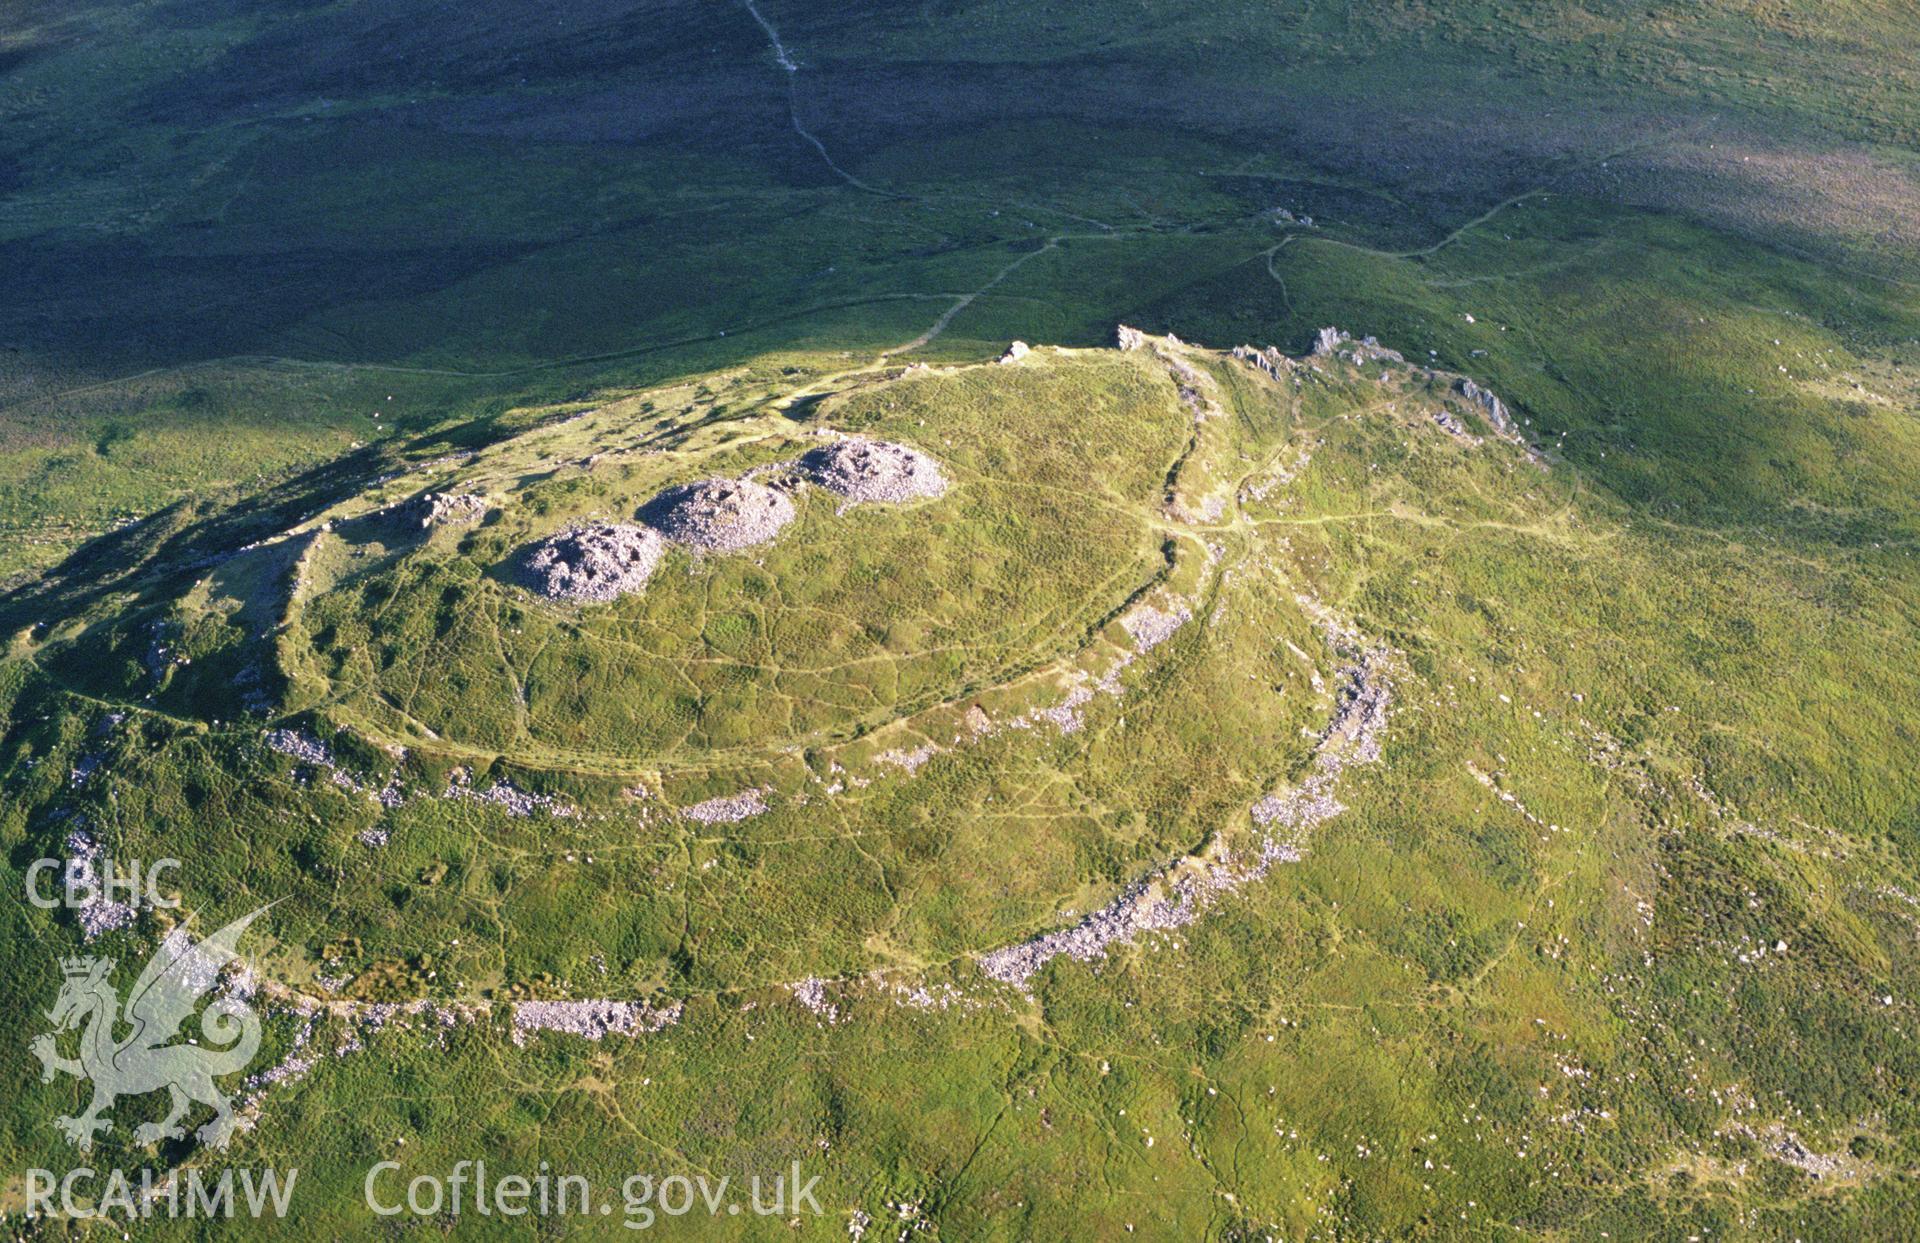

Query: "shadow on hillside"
(0, 417), (514, 635)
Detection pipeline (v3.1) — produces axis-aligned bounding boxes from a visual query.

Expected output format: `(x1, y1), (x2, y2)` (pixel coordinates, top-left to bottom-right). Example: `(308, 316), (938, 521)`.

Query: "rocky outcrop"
(1455, 378), (1548, 464)
(1311, 327), (1404, 366)
(1233, 344), (1296, 382)
(1457, 378), (1517, 438)
(1312, 326), (1348, 357)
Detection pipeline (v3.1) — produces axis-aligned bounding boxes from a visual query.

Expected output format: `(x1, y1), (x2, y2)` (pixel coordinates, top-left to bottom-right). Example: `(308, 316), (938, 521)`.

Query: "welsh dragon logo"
(30, 908), (269, 1153)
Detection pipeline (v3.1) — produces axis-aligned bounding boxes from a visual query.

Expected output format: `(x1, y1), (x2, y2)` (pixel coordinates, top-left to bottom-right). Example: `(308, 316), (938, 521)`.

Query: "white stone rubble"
(680, 787), (771, 824)
(641, 478), (796, 551)
(1121, 602), (1193, 653)
(402, 491), (487, 529)
(789, 977), (840, 1023)
(63, 830), (136, 940)
(798, 437), (948, 505)
(445, 769), (577, 818)
(523, 522), (665, 602)
(510, 999), (683, 1045)
(978, 602), (1394, 987)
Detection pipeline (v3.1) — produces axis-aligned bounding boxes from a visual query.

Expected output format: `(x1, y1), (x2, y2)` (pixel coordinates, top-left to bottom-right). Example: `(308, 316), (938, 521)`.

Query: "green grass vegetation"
(3, 1), (1919, 1238)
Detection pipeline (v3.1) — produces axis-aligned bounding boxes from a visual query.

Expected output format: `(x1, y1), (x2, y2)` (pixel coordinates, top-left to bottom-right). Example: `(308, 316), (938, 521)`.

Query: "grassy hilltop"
(4, 0), (1918, 577)
(3, 1), (1920, 1239)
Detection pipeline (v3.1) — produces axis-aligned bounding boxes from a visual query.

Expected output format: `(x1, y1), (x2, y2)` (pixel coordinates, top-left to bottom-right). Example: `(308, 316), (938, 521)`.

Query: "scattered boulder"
(640, 478), (796, 551)
(789, 977), (840, 1022)
(522, 523), (665, 602)
(999, 340), (1031, 364)
(1116, 324), (1149, 350)
(1430, 408), (1481, 443)
(1353, 337), (1405, 365)
(403, 492), (487, 529)
(798, 437), (949, 505)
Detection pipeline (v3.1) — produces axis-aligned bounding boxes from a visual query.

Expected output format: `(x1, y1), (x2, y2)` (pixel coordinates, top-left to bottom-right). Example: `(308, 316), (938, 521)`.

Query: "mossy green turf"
(6, 0), (1919, 581)
(293, 354), (1186, 765)
(5, 0), (1920, 1237)
(6, 306), (1920, 1239)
